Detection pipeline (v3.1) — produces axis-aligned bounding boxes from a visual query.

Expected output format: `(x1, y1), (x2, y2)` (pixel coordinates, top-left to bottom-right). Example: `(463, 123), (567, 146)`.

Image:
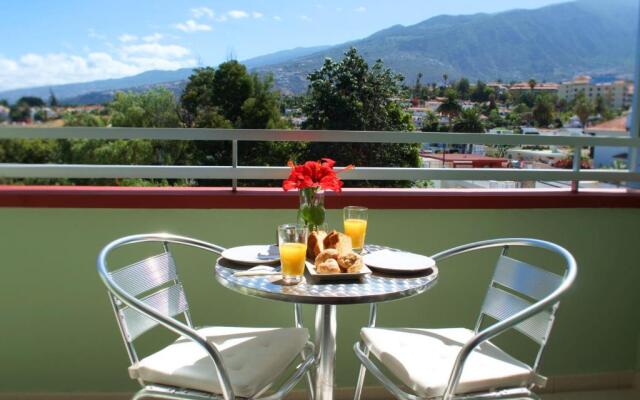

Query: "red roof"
(588, 116), (628, 132)
(421, 153), (508, 168)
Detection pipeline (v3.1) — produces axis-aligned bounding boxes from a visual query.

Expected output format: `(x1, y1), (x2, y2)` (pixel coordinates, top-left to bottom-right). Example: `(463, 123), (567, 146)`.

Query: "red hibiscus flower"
(283, 158), (354, 192)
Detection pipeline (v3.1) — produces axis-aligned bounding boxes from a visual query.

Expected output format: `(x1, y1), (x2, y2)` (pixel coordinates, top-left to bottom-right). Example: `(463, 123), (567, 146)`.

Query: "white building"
(558, 76), (633, 109)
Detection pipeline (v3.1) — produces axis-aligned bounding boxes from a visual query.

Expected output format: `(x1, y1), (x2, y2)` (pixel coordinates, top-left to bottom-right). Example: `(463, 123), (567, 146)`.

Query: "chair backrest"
(478, 252), (563, 341)
(474, 244), (570, 371)
(98, 233), (225, 365)
(110, 250), (192, 343)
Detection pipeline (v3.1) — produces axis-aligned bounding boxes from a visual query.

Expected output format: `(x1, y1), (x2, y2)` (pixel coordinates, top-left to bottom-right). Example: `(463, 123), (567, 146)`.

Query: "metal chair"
(352, 238), (577, 400)
(97, 233), (316, 400)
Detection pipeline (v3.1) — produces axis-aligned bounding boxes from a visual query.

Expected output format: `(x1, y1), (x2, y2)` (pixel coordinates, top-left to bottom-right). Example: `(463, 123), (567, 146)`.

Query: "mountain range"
(0, 0), (636, 104)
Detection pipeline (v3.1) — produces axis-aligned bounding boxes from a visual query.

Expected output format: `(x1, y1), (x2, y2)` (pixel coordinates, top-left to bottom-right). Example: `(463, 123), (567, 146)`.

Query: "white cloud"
(252, 11), (263, 19)
(355, 6), (367, 12)
(228, 10), (249, 19)
(142, 33), (164, 42)
(300, 15), (311, 21)
(121, 43), (190, 59)
(118, 34), (138, 43)
(215, 15), (228, 22)
(0, 43), (196, 91)
(87, 28), (106, 40)
(191, 7), (214, 19)
(273, 15), (282, 21)
(174, 19), (212, 32)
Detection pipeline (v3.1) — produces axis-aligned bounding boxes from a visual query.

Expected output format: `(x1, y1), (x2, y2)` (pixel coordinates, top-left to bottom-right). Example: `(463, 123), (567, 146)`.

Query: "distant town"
(0, 52), (634, 190)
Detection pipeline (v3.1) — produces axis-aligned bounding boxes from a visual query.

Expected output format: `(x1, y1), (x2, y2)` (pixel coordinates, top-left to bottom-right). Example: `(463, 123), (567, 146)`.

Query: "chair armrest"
(97, 233), (235, 399)
(107, 282), (236, 399)
(442, 290), (567, 399)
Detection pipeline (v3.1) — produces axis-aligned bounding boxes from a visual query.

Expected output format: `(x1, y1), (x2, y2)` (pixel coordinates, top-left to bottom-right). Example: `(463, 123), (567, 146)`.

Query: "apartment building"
(558, 75), (633, 109)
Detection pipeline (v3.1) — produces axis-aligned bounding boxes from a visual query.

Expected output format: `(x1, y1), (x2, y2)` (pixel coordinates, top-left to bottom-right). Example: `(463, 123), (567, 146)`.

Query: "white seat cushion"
(361, 327), (534, 398)
(129, 326), (308, 398)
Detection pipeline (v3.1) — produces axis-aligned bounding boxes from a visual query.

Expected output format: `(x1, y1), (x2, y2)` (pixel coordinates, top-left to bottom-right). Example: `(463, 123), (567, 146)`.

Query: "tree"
(180, 67), (223, 127)
(63, 111), (107, 127)
(49, 90), (59, 107)
(108, 88), (193, 169)
(532, 95), (555, 127)
(453, 107), (485, 133)
(414, 72), (423, 98)
(442, 73), (449, 88)
(302, 48), (420, 187)
(487, 109), (505, 129)
(574, 93), (593, 128)
(212, 60), (254, 123)
(511, 103), (532, 126)
(0, 99), (8, 107)
(455, 78), (470, 99)
(17, 96), (45, 107)
(528, 79), (537, 93)
(421, 111), (440, 132)
(436, 89), (462, 129)
(110, 88), (181, 128)
(9, 96), (45, 122)
(470, 80), (491, 102)
(239, 74), (284, 129)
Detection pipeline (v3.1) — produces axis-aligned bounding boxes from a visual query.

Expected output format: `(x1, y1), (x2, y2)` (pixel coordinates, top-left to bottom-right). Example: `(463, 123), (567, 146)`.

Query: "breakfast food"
(323, 230), (353, 256)
(313, 247), (364, 275)
(307, 230), (328, 258)
(314, 248), (339, 265)
(338, 252), (364, 273)
(316, 258), (341, 274)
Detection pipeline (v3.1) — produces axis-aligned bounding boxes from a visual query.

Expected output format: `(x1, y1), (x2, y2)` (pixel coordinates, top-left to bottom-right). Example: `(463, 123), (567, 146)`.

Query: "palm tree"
(437, 89), (462, 131)
(453, 107), (485, 133)
(574, 94), (593, 128)
(528, 79), (537, 93)
(443, 73), (449, 88)
(414, 72), (423, 98)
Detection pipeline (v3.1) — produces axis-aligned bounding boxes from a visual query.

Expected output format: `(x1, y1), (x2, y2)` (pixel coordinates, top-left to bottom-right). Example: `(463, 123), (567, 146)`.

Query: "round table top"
(214, 245), (438, 305)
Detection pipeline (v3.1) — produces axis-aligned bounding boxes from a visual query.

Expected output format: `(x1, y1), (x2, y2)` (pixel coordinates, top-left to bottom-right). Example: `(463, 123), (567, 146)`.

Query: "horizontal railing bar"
(1, 164), (638, 182)
(0, 127), (638, 147)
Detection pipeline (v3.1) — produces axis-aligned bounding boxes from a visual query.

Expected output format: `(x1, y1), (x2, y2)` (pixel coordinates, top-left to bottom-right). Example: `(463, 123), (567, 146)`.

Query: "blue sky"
(0, 0), (567, 91)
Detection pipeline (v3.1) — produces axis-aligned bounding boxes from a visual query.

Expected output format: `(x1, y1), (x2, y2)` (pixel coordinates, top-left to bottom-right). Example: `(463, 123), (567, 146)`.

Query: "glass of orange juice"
(277, 224), (308, 285)
(343, 206), (368, 253)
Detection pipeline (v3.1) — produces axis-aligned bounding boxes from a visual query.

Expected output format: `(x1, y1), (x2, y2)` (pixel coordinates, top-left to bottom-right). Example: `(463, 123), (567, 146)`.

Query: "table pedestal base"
(314, 305), (337, 400)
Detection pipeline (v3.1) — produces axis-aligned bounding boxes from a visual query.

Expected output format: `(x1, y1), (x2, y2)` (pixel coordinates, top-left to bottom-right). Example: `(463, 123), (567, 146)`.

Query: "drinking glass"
(277, 224), (308, 285)
(343, 206), (368, 253)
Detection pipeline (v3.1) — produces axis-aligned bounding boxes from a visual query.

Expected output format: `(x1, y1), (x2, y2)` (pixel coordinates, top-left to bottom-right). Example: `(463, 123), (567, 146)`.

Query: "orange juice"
(279, 242), (307, 276)
(344, 218), (368, 249)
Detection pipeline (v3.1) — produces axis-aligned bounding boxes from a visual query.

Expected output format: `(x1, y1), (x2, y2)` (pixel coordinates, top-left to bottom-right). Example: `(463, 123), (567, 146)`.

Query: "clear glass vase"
(297, 187), (325, 231)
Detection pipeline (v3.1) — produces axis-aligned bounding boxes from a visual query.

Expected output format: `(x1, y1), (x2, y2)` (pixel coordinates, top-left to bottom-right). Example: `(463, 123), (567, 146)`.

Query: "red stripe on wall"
(0, 186), (639, 209)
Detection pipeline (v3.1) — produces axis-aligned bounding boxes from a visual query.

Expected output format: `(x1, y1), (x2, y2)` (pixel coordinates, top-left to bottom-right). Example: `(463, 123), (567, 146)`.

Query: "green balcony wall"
(1, 207), (639, 393)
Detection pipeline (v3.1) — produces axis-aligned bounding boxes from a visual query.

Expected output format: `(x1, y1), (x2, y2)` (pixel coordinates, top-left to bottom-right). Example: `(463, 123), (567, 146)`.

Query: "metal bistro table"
(214, 245), (439, 400)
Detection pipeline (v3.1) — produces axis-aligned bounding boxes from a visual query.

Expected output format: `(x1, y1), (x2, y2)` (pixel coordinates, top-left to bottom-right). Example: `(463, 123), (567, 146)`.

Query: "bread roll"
(316, 258), (341, 274)
(307, 230), (327, 258)
(314, 249), (339, 265)
(337, 252), (364, 273)
(323, 231), (353, 256)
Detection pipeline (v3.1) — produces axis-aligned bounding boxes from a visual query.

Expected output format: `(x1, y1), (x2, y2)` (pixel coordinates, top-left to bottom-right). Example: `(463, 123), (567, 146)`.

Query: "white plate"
(363, 249), (435, 273)
(222, 245), (280, 265)
(306, 261), (372, 281)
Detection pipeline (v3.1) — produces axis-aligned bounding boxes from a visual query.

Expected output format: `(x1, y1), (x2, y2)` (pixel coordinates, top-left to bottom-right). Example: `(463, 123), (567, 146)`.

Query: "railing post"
(628, 3), (640, 188)
(571, 145), (581, 192)
(232, 140), (238, 191)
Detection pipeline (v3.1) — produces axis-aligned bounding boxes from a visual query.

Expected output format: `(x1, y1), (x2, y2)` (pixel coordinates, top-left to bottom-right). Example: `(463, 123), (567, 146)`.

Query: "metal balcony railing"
(0, 127), (639, 190)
